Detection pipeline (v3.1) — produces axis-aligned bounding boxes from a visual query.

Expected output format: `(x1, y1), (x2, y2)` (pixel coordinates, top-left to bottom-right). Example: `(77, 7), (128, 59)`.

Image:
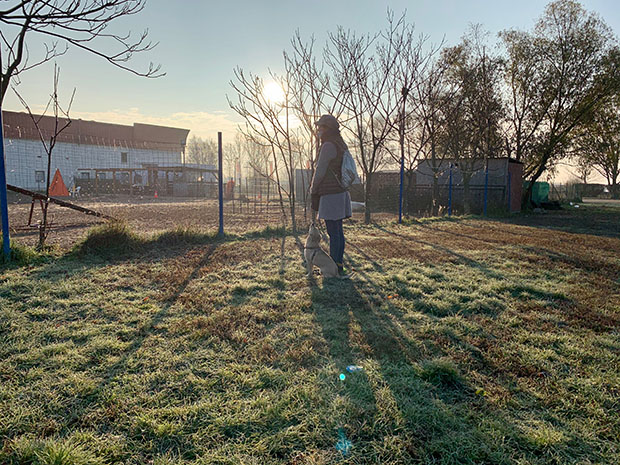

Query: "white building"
(2, 110), (190, 193)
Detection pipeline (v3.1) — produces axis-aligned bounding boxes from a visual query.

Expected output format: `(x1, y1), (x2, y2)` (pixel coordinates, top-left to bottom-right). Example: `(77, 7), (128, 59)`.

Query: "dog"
(304, 223), (339, 278)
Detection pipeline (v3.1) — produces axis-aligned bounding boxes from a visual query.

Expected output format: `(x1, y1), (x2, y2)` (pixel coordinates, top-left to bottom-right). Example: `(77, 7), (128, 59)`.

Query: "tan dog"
(304, 223), (338, 278)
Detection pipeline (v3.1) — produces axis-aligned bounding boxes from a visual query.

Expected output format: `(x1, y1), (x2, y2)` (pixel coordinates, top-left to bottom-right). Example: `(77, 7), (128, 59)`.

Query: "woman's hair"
(320, 126), (348, 153)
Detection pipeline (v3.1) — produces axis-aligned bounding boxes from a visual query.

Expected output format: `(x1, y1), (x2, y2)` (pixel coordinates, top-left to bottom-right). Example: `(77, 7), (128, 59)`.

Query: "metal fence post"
(218, 132), (224, 236)
(448, 163), (452, 217)
(0, 109), (11, 260)
(398, 151), (404, 224)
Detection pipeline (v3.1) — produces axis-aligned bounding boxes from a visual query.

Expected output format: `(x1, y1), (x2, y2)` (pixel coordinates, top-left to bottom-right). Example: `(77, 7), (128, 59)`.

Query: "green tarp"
(523, 181), (549, 204)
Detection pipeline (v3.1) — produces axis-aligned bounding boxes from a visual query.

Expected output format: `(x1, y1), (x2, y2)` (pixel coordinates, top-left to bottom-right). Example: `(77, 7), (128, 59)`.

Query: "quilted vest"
(316, 144), (345, 196)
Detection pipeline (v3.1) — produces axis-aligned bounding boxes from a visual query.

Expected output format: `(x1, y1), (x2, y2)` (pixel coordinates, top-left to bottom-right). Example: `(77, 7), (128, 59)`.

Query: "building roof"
(2, 110), (190, 152)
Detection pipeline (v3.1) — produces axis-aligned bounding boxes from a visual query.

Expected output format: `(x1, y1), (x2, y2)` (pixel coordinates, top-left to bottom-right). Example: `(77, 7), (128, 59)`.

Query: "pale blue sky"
(3, 0), (619, 142)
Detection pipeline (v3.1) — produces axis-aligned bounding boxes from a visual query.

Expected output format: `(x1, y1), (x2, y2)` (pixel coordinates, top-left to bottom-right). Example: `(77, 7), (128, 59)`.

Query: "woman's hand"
(311, 193), (320, 212)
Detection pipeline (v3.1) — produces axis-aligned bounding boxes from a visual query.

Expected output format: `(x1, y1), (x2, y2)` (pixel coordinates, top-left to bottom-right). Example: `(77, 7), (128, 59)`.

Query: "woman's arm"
(310, 142), (337, 194)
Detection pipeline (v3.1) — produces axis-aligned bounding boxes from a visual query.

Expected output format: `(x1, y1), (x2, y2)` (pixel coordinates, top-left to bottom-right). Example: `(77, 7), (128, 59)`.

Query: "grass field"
(1, 206), (619, 464)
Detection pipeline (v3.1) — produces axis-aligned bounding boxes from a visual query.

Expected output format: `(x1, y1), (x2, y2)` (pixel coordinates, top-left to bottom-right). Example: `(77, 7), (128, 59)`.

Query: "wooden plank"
(7, 184), (114, 220)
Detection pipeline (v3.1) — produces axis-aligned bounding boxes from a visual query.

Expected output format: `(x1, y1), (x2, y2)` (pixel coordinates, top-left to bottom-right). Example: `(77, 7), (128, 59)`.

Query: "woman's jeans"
(324, 219), (345, 269)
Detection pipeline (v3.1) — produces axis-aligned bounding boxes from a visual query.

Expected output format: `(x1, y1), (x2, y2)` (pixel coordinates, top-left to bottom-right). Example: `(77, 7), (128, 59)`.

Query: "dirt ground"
(7, 196), (618, 250)
(7, 197), (378, 249)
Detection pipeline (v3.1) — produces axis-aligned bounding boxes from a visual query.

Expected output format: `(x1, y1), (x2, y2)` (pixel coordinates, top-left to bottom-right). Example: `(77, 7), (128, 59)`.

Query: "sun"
(263, 81), (285, 105)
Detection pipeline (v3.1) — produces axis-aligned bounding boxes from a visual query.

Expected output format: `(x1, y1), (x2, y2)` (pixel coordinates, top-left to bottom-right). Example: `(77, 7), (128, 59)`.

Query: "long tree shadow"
(409, 220), (620, 277)
(61, 244), (219, 432)
(495, 208), (620, 238)
(308, 260), (605, 463)
(308, 271), (514, 462)
(305, 220), (598, 462)
(373, 224), (503, 280)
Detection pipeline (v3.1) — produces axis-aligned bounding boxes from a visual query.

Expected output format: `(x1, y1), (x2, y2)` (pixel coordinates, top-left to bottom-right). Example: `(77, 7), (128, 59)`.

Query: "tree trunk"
(364, 172), (373, 224)
(405, 170), (415, 217)
(38, 146), (54, 249)
(289, 164), (296, 233)
(430, 140), (439, 215)
(272, 156), (288, 226)
(432, 173), (439, 216)
(522, 145), (553, 208)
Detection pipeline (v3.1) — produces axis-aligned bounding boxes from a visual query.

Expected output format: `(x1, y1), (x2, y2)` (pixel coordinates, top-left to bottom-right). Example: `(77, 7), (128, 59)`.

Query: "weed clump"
(0, 437), (100, 465)
(0, 238), (43, 267)
(74, 220), (143, 258)
(420, 358), (465, 388)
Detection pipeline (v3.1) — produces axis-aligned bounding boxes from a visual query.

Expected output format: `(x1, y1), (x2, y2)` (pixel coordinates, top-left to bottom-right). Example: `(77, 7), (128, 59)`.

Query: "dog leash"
(312, 220), (330, 242)
(304, 246), (320, 262)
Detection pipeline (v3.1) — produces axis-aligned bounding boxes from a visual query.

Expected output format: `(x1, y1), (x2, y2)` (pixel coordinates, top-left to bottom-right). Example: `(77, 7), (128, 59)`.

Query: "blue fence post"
(218, 132), (224, 237)
(507, 169), (512, 213)
(448, 163), (452, 217)
(0, 108), (11, 260)
(483, 161), (489, 217)
(398, 147), (404, 224)
(398, 87), (408, 224)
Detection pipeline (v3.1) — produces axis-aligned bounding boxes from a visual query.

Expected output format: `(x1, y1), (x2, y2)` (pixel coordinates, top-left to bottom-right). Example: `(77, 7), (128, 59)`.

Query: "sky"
(2, 0), (619, 181)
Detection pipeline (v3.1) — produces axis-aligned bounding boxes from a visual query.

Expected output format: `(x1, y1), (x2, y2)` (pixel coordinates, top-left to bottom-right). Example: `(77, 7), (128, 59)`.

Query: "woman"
(310, 114), (352, 276)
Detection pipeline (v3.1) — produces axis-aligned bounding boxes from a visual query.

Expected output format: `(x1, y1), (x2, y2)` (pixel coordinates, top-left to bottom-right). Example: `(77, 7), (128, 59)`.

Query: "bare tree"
(0, 0), (162, 104)
(14, 64), (74, 248)
(0, 1), (161, 255)
(325, 12), (410, 223)
(574, 92), (620, 197)
(575, 157), (593, 184)
(382, 24), (438, 216)
(441, 26), (506, 213)
(228, 68), (300, 230)
(186, 136), (217, 166)
(224, 133), (247, 181)
(412, 55), (462, 215)
(284, 31), (334, 218)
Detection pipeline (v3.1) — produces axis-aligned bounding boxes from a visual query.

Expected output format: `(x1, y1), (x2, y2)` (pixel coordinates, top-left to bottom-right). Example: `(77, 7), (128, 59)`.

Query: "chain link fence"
(3, 111), (521, 250)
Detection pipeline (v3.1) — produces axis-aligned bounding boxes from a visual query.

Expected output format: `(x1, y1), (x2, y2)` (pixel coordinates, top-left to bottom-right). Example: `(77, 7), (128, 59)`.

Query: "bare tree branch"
(0, 0), (162, 104)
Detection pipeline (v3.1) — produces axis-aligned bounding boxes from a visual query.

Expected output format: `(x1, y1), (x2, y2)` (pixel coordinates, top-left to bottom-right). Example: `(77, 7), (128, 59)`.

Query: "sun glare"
(263, 81), (285, 104)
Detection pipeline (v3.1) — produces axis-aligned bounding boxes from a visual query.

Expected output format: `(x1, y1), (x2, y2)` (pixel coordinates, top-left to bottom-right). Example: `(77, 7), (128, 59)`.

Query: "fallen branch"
(7, 184), (115, 220)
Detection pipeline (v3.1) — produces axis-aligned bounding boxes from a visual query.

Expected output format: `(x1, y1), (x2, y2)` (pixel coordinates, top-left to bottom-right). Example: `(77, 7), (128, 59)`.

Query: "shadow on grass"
(495, 206), (620, 238)
(409, 219), (620, 277)
(22, 222), (303, 285)
(304, 221), (601, 462)
(307, 272), (512, 463)
(60, 243), (219, 458)
(307, 258), (610, 464)
(374, 224), (503, 280)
